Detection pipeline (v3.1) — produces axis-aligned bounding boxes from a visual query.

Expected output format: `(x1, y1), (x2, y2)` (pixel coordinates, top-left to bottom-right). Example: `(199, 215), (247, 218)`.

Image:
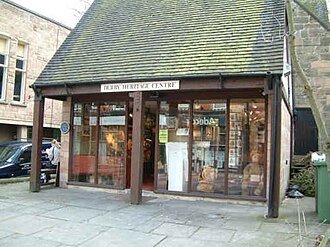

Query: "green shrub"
(290, 166), (315, 197)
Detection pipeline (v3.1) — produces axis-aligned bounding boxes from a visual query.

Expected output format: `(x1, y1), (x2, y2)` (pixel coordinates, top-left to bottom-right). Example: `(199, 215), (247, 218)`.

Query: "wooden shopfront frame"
(31, 75), (280, 207)
(152, 91), (268, 201)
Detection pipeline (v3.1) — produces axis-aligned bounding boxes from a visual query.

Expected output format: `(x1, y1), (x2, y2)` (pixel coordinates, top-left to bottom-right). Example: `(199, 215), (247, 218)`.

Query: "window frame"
(0, 36), (9, 102)
(13, 42), (28, 103)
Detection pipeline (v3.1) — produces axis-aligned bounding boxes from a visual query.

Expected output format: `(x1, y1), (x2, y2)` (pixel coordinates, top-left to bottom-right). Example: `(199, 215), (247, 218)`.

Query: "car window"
(41, 144), (51, 162)
(0, 145), (20, 162)
(19, 149), (31, 164)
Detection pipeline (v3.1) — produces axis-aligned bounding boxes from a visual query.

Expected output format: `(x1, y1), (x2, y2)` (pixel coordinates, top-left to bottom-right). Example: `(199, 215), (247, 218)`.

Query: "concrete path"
(0, 182), (328, 246)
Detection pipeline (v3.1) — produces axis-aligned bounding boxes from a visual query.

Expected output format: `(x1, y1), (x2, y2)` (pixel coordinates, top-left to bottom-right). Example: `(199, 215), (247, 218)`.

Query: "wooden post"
(130, 92), (145, 204)
(30, 93), (45, 192)
(267, 75), (282, 218)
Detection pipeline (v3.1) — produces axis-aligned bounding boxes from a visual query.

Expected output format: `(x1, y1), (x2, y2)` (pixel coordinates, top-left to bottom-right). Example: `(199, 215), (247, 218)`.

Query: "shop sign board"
(101, 80), (180, 92)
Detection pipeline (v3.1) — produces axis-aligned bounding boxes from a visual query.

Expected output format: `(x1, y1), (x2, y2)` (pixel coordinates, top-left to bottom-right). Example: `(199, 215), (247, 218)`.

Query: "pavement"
(0, 182), (328, 247)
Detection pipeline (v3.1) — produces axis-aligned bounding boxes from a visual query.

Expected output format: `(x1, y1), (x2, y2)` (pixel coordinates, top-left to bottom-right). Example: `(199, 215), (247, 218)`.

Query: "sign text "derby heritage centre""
(101, 80), (180, 93)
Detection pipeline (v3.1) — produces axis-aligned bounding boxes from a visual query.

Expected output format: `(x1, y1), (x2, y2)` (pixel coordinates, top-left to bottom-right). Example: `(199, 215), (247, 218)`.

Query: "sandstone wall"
(292, 1), (330, 150)
(0, 1), (70, 141)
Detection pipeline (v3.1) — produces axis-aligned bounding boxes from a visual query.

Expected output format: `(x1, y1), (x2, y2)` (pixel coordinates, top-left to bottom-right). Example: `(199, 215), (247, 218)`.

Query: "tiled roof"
(34, 0), (286, 87)
(294, 0), (330, 30)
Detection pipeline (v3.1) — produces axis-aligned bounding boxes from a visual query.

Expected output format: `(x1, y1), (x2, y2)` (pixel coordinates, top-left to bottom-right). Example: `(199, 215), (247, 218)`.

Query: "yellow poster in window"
(159, 130), (168, 143)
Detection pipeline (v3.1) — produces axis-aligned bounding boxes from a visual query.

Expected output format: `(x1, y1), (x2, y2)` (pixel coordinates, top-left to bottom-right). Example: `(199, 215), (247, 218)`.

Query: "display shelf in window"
(228, 111), (244, 169)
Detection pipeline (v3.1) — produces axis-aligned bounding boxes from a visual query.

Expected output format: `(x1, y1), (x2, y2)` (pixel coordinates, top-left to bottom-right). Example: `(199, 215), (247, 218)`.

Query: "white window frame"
(0, 36), (9, 102)
(13, 43), (27, 103)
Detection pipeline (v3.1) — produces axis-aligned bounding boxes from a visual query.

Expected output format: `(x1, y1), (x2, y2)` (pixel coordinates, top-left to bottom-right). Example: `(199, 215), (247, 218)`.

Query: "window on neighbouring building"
(13, 43), (27, 102)
(0, 37), (8, 101)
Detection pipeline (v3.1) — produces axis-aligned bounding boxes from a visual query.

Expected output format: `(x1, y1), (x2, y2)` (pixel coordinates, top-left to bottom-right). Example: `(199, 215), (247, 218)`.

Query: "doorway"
(294, 108), (318, 155)
(126, 101), (157, 191)
(143, 102), (157, 190)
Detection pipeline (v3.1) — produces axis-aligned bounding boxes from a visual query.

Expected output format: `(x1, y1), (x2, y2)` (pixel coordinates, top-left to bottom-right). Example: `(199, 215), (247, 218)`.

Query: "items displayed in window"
(157, 101), (190, 192)
(192, 100), (226, 194)
(156, 99), (266, 198)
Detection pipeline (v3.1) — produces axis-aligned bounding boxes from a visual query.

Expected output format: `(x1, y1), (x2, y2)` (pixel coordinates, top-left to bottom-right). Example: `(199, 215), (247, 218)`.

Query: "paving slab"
(222, 217), (263, 231)
(156, 237), (238, 247)
(185, 211), (227, 228)
(131, 219), (163, 233)
(89, 210), (155, 229)
(0, 215), (62, 235)
(191, 227), (236, 242)
(0, 182), (327, 247)
(41, 205), (106, 223)
(33, 221), (107, 245)
(0, 234), (61, 247)
(151, 222), (199, 237)
(80, 228), (165, 247)
(0, 230), (14, 239)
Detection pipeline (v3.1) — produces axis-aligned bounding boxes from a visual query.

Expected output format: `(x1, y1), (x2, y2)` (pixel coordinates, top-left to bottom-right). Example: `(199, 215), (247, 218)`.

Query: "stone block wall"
(292, 1), (330, 149)
(0, 1), (70, 140)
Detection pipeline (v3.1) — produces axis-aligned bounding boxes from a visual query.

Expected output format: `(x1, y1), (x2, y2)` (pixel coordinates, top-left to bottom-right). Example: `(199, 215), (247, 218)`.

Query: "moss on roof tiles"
(35, 0), (286, 86)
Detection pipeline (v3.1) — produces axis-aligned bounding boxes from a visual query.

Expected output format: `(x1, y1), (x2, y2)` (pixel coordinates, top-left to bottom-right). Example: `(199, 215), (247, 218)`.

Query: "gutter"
(32, 72), (280, 88)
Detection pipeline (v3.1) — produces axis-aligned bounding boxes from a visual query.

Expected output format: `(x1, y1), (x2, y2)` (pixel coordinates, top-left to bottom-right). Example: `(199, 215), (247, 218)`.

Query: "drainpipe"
(268, 75), (280, 218)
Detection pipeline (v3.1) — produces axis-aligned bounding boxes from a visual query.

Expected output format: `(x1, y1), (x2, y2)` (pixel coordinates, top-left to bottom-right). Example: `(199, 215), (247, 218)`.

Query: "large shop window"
(156, 99), (266, 198)
(192, 100), (226, 194)
(228, 100), (265, 197)
(72, 102), (126, 187)
(72, 103), (98, 183)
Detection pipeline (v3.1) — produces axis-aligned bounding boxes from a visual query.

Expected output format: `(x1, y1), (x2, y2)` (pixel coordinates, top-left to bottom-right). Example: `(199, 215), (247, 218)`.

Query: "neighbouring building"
(290, 0), (330, 161)
(0, 0), (71, 142)
(30, 0), (292, 217)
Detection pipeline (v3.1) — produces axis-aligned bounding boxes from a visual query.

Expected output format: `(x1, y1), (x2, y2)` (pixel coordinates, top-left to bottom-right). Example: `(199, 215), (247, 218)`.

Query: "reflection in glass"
(157, 101), (189, 192)
(71, 103), (98, 183)
(98, 103), (126, 187)
(13, 70), (22, 101)
(228, 100), (265, 197)
(0, 54), (5, 64)
(192, 101), (226, 194)
(0, 67), (3, 99)
(16, 59), (24, 69)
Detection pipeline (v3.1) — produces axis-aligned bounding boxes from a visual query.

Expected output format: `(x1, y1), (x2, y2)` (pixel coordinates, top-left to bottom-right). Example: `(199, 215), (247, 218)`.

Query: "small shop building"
(30, 0), (293, 217)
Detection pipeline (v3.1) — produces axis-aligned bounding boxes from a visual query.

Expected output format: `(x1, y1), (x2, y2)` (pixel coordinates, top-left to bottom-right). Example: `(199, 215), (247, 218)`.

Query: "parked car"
(0, 140), (54, 178)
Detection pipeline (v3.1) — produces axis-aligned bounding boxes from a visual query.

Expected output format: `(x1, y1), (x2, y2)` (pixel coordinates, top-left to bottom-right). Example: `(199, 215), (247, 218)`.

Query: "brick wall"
(0, 1), (70, 139)
(292, 1), (330, 149)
